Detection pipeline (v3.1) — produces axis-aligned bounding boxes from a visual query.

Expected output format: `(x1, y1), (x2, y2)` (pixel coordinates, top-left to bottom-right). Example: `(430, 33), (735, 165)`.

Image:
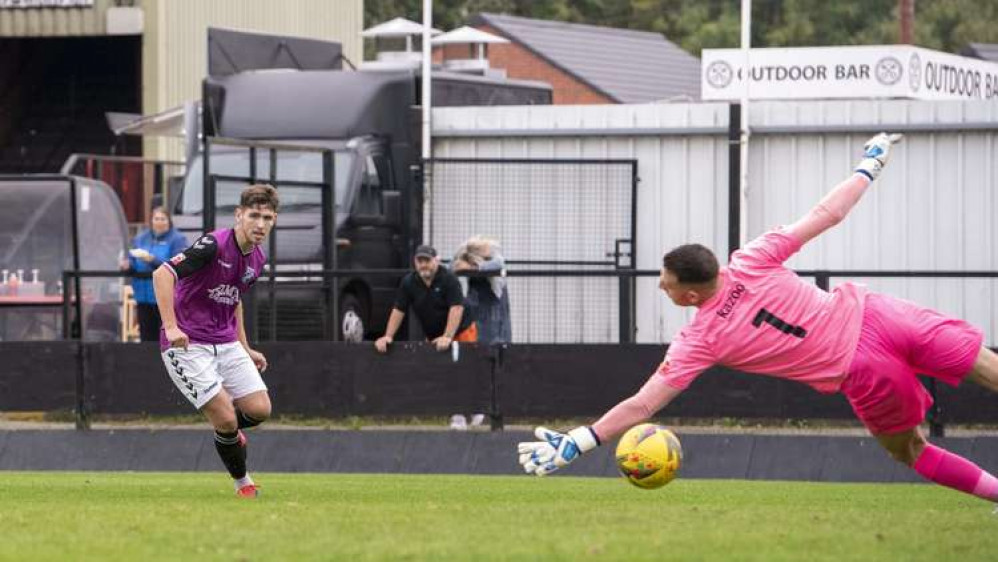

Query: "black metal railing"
(39, 267), (998, 432)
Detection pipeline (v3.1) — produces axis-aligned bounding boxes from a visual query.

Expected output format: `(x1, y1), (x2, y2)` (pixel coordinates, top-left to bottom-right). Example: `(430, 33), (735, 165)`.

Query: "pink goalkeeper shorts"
(840, 293), (984, 435)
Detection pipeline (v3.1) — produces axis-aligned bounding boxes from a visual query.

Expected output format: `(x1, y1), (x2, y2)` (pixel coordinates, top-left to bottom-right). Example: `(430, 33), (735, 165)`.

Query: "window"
(354, 153), (391, 217)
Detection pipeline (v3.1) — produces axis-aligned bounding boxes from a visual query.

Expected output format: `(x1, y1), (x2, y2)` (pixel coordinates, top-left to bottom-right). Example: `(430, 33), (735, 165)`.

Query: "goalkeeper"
(519, 133), (998, 506)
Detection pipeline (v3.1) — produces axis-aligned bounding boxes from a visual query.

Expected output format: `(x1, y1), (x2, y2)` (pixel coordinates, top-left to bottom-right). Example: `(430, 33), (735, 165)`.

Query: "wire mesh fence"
(423, 158), (638, 343)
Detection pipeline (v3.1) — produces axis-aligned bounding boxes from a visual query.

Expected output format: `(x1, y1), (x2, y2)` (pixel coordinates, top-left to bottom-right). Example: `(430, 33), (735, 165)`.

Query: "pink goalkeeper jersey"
(658, 229), (868, 394)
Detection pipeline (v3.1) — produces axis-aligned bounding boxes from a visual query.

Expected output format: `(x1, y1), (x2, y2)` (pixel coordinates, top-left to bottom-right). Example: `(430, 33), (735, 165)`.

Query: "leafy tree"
(364, 0), (998, 57)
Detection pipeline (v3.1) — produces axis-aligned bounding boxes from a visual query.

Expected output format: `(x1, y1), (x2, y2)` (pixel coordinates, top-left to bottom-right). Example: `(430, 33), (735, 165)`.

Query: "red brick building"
(434, 13), (700, 105)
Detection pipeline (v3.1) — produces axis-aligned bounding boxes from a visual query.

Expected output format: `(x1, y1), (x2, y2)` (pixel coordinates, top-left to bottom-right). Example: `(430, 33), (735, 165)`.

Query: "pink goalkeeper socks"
(913, 443), (998, 502)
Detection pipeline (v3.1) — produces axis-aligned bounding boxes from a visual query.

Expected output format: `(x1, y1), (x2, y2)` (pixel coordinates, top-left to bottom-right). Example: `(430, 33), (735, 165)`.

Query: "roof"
(470, 12), (700, 103)
(431, 26), (509, 46)
(960, 43), (998, 63)
(361, 17), (441, 38)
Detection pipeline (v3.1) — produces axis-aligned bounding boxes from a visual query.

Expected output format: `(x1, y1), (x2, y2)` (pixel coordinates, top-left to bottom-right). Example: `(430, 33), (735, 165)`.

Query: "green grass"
(0, 472), (994, 561)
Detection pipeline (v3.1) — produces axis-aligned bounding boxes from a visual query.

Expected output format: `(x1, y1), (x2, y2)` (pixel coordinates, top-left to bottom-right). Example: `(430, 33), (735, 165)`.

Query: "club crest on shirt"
(241, 266), (257, 285)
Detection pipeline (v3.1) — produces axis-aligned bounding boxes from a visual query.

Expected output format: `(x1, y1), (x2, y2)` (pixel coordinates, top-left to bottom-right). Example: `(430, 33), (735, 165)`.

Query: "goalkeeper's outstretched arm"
(786, 132), (902, 245)
(591, 374), (683, 443)
(517, 374), (682, 476)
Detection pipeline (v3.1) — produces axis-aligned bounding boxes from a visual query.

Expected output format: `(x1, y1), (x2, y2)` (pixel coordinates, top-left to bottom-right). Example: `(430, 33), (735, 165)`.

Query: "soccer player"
(518, 133), (998, 506)
(153, 184), (277, 498)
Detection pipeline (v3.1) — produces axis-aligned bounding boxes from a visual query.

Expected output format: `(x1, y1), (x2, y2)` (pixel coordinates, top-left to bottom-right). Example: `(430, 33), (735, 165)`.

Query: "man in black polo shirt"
(375, 245), (477, 353)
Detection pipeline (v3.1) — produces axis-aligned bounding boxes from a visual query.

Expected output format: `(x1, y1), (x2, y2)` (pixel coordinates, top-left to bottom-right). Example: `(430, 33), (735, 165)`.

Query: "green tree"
(364, 0), (998, 57)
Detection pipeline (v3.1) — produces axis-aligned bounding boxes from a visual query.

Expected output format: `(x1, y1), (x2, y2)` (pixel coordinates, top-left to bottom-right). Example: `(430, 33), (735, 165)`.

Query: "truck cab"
(169, 69), (420, 341)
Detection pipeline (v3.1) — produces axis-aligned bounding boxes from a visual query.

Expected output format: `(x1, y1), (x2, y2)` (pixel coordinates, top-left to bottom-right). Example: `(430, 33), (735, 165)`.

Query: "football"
(615, 424), (683, 489)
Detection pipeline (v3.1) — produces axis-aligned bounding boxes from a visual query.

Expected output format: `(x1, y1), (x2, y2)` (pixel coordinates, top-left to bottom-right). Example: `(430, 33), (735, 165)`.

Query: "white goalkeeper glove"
(855, 132), (903, 181)
(517, 426), (600, 476)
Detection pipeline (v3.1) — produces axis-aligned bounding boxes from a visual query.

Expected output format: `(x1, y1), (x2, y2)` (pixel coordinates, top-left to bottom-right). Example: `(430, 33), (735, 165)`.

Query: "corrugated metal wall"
(142, 0), (364, 161)
(432, 100), (998, 345)
(433, 104), (731, 343)
(748, 100), (998, 345)
(0, 0), (114, 36)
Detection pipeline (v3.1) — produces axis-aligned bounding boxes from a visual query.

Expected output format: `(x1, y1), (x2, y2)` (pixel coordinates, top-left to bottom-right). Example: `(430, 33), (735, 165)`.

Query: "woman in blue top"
(122, 207), (188, 341)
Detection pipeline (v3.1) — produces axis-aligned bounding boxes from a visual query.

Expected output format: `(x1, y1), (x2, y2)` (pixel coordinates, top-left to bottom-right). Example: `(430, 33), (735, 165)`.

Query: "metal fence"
(423, 158), (638, 343)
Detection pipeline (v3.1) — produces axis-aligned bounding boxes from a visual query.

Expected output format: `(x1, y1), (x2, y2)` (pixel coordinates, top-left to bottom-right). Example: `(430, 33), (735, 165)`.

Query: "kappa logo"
(207, 284), (240, 306)
(218, 259), (233, 269)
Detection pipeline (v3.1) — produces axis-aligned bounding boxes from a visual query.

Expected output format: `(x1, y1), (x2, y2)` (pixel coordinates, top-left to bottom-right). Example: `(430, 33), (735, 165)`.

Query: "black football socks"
(214, 430), (247, 479)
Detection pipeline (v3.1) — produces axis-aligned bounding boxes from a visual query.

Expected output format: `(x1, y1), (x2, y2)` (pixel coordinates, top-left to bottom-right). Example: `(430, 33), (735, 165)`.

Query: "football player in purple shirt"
(153, 184), (277, 498)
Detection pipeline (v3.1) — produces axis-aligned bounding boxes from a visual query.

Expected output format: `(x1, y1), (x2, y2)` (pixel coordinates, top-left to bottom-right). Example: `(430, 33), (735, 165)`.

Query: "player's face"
(414, 256), (438, 280)
(659, 268), (698, 307)
(235, 204), (277, 247)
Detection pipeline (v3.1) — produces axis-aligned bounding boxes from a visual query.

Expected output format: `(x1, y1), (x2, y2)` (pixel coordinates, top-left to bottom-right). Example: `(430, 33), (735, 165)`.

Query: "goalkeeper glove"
(855, 132), (903, 181)
(517, 426), (600, 476)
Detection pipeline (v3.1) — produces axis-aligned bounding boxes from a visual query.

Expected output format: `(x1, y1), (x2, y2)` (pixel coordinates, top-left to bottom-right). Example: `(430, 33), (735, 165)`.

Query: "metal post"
(815, 271), (831, 292)
(728, 103), (742, 256)
(615, 239), (635, 343)
(489, 344), (504, 431)
(61, 270), (72, 340)
(67, 179), (88, 430)
(926, 377), (945, 437)
(268, 148), (277, 341)
(153, 162), (163, 210)
(421, 0), (432, 161)
(203, 137), (214, 233)
(322, 150), (338, 340)
(739, 0), (752, 247)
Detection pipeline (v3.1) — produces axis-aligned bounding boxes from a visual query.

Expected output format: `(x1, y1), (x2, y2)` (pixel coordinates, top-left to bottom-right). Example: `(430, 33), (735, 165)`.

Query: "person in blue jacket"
(122, 206), (188, 341)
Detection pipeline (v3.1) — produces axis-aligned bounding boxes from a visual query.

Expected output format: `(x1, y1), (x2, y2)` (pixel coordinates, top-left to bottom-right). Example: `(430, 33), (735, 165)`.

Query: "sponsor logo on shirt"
(207, 284), (240, 306)
(241, 266), (256, 285)
(716, 283), (747, 319)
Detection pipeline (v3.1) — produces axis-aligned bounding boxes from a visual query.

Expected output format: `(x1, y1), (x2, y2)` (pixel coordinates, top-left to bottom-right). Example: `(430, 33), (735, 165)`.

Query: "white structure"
(431, 25), (509, 73)
(703, 45), (998, 102)
(360, 17), (440, 68)
(432, 99), (998, 345)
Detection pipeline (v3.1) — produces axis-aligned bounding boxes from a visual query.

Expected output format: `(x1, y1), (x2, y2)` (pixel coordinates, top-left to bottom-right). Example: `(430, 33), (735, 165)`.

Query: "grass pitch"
(0, 472), (994, 561)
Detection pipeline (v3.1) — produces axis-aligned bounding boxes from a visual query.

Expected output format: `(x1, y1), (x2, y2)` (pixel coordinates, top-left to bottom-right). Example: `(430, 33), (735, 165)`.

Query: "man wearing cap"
(374, 245), (477, 353)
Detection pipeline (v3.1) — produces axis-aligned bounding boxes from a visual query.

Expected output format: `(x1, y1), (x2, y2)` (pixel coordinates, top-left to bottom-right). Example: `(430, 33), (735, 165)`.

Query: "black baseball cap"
(414, 245), (437, 259)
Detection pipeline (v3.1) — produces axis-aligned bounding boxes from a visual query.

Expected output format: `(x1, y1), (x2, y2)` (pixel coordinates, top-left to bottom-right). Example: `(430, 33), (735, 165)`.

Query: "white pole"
(739, 0), (751, 246)
(421, 0), (432, 161)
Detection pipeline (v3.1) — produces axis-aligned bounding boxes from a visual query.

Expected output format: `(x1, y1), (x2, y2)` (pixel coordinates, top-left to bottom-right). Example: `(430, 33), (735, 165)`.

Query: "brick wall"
(431, 25), (615, 105)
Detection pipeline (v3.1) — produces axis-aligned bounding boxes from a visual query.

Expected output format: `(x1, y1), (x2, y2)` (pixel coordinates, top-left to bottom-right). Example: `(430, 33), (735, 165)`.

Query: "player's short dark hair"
(240, 184), (279, 212)
(663, 244), (719, 284)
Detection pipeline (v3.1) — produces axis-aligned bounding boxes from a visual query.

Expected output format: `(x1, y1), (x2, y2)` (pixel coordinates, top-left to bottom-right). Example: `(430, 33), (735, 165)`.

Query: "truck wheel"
(339, 294), (366, 343)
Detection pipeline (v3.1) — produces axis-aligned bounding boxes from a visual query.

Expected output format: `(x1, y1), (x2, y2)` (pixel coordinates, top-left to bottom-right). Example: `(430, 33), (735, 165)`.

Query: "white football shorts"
(161, 342), (267, 409)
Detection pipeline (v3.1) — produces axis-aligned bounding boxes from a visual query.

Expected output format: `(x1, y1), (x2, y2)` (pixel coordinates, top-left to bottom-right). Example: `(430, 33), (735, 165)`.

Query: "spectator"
(121, 206), (187, 341)
(375, 244), (477, 354)
(452, 236), (511, 345)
